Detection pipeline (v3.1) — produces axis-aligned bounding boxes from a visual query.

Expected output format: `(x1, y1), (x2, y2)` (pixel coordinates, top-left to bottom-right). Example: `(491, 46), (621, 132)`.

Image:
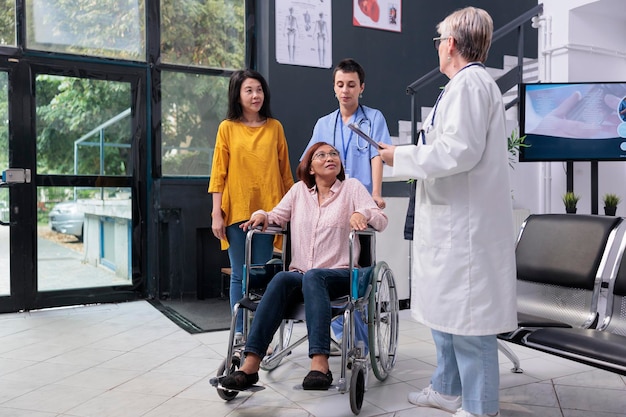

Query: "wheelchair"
(210, 226), (399, 415)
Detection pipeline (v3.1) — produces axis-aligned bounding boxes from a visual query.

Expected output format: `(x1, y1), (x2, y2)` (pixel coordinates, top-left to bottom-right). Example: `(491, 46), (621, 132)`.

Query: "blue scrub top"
(301, 105), (392, 193)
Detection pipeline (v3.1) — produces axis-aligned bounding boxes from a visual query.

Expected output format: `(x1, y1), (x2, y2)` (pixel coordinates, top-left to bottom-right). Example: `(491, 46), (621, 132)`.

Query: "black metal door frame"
(0, 56), (148, 313)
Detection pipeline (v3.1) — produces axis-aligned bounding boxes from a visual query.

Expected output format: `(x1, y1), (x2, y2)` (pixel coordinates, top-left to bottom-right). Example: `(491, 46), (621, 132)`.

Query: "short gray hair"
(437, 7), (493, 63)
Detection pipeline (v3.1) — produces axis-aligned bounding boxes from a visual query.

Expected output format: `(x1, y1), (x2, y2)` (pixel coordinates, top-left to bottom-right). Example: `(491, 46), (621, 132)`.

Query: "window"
(25, 0), (145, 60)
(36, 75), (132, 176)
(160, 0), (245, 69)
(161, 71), (229, 176)
(0, 1), (16, 46)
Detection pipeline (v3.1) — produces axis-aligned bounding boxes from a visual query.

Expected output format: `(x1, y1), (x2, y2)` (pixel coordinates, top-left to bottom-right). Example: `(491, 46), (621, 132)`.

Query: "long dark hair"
(226, 69), (273, 120)
(296, 142), (346, 188)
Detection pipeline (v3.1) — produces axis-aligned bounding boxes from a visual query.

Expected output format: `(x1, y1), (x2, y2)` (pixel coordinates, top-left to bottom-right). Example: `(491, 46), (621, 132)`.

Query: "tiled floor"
(0, 301), (625, 417)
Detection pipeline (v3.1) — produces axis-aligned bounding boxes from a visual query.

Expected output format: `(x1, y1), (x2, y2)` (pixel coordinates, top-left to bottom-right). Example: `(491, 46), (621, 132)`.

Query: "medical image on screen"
(524, 83), (626, 139)
(521, 82), (626, 161)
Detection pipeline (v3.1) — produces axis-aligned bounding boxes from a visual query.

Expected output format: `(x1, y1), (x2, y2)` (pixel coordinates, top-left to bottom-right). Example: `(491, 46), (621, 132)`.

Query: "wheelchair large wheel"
(260, 319), (294, 371)
(349, 364), (366, 415)
(368, 261), (399, 381)
(216, 354), (241, 401)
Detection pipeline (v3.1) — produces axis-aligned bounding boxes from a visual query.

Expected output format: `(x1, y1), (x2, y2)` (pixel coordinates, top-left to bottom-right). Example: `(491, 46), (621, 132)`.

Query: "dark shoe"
(302, 370), (333, 390)
(220, 370), (259, 390)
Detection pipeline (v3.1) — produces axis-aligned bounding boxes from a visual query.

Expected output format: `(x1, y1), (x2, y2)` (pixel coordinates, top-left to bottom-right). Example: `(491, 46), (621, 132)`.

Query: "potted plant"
(507, 128), (529, 169)
(602, 193), (620, 216)
(508, 128), (531, 234)
(562, 192), (580, 214)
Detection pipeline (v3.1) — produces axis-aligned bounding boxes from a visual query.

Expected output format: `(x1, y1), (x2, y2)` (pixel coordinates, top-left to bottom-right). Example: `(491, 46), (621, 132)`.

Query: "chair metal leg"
(498, 339), (523, 373)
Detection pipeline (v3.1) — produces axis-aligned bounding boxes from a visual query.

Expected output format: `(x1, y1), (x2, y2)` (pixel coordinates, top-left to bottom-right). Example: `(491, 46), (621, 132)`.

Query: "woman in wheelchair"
(220, 142), (388, 391)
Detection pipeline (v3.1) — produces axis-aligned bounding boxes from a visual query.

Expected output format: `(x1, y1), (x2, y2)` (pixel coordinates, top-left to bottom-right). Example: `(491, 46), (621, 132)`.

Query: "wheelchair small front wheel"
(216, 355), (241, 401)
(349, 365), (365, 415)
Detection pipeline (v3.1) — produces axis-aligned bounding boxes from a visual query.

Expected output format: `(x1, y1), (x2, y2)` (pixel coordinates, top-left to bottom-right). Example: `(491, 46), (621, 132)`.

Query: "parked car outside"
(48, 201), (84, 241)
(0, 201), (8, 224)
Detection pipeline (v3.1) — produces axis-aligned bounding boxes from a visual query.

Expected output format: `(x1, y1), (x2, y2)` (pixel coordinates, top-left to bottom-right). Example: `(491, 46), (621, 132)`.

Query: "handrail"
(403, 4), (543, 148)
(406, 3), (544, 95)
(492, 4), (544, 43)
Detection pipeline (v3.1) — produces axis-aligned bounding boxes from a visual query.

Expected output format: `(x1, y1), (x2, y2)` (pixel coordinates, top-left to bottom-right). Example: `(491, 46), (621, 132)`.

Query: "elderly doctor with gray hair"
(378, 7), (516, 417)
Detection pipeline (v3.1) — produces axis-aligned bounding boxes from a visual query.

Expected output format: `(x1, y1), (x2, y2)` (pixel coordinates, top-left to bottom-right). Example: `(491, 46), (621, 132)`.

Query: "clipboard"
(347, 123), (382, 149)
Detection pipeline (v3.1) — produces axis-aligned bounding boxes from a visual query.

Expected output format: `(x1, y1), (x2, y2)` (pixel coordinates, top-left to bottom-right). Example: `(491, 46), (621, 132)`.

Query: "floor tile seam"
(118, 369), (209, 385)
(0, 381), (48, 407)
(552, 381), (626, 392)
(0, 385), (105, 415)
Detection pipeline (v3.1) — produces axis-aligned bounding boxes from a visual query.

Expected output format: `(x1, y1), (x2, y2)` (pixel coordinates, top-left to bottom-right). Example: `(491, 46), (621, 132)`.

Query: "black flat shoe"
(302, 370), (333, 390)
(221, 370), (259, 390)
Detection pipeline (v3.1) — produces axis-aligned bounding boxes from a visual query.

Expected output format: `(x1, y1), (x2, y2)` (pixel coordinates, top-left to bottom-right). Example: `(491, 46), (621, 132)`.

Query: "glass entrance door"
(0, 60), (145, 313)
(0, 70), (9, 299)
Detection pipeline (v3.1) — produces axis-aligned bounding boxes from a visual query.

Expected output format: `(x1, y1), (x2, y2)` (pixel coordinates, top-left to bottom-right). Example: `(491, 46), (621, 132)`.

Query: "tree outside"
(1, 1), (245, 177)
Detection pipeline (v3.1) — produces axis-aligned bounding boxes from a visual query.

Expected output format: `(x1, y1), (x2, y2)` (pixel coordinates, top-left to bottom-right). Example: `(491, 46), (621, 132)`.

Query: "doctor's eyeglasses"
(433, 36), (450, 50)
(312, 151), (340, 161)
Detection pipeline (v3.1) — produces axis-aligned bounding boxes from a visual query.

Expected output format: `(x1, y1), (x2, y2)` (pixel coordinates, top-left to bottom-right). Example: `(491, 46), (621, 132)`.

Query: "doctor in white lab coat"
(379, 7), (516, 417)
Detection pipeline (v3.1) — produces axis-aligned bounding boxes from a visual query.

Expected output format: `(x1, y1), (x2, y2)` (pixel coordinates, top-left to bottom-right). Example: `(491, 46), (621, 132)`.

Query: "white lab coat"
(392, 65), (517, 335)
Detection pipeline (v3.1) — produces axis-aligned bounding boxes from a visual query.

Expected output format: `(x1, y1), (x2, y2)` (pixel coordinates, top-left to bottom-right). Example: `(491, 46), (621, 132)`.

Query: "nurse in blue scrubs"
(302, 58), (392, 210)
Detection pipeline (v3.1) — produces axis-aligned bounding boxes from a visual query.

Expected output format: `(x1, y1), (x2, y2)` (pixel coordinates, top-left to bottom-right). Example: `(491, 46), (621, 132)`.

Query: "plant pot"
(565, 207), (577, 214)
(604, 206), (617, 216)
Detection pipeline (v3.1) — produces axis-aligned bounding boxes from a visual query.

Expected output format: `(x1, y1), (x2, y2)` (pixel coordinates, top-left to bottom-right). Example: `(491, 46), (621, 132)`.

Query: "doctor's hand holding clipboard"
(377, 141), (395, 166)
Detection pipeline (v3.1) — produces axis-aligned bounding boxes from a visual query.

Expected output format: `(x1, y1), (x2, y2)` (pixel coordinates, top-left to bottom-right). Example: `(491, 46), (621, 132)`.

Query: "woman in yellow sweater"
(209, 70), (294, 336)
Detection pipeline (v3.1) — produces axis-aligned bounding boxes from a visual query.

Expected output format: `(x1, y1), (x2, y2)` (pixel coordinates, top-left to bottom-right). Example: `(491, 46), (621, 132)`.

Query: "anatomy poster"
(275, 0), (332, 68)
(353, 0), (401, 33)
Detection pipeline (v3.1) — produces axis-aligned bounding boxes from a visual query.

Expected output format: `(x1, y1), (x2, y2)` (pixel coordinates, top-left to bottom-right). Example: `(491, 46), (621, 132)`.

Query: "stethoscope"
(419, 62), (485, 145)
(333, 104), (372, 157)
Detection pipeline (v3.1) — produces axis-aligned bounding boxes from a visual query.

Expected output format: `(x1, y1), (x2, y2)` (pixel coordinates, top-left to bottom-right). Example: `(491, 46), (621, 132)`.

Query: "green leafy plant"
(602, 193), (621, 208)
(508, 128), (529, 168)
(562, 192), (581, 210)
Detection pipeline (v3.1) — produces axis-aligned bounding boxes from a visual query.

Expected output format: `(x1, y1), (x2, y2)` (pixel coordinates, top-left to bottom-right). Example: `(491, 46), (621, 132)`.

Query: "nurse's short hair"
(333, 58), (365, 85)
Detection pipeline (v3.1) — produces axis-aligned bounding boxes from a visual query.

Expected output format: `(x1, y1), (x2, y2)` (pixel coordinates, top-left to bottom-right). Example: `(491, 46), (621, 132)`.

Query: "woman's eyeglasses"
(312, 151), (340, 161)
(432, 36), (449, 50)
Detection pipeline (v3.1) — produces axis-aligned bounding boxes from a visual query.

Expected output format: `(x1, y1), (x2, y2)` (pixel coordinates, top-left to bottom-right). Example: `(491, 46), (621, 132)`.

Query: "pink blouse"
(253, 178), (388, 272)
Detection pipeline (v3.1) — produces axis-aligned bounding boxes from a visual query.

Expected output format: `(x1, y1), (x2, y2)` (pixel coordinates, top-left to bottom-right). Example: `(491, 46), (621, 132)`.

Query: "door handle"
(1, 168), (31, 186)
(0, 168), (29, 226)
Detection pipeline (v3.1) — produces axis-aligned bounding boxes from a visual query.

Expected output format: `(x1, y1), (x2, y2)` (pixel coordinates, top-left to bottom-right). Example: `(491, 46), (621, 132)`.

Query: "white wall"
(512, 0), (626, 215)
(375, 197), (411, 301)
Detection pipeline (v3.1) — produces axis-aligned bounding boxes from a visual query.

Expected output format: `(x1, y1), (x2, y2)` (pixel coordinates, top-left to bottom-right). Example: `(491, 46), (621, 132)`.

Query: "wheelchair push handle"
(349, 227), (377, 299)
(243, 225), (288, 296)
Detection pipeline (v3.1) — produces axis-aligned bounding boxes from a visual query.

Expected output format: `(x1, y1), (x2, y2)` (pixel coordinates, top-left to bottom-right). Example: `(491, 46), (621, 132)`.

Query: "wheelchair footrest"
(238, 296), (260, 312)
(211, 376), (265, 392)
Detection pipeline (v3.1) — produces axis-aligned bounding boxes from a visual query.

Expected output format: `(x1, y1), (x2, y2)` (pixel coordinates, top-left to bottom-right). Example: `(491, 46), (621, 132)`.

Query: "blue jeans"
(226, 222), (274, 333)
(430, 329), (500, 415)
(244, 268), (350, 359)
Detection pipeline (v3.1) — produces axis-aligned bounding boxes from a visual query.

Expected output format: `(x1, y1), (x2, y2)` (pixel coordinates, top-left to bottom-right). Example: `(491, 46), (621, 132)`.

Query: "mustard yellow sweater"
(208, 118), (294, 249)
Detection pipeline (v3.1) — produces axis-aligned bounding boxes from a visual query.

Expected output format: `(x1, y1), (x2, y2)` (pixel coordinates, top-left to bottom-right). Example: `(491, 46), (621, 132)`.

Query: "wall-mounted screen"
(520, 82), (626, 161)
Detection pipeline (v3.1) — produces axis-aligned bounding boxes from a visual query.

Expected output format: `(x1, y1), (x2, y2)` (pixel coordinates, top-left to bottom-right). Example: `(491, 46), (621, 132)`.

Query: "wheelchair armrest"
(247, 224), (287, 236)
(350, 227), (376, 239)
